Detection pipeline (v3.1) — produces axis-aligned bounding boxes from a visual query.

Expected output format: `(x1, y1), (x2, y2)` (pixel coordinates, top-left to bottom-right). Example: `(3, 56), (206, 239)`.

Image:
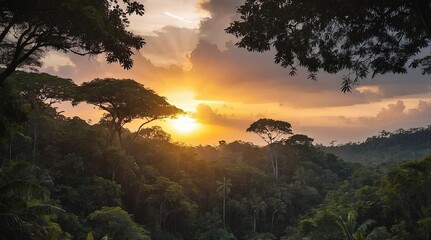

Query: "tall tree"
(252, 200), (267, 233)
(0, 0), (145, 85)
(246, 118), (292, 179)
(216, 177), (232, 228)
(12, 71), (77, 162)
(227, 0), (431, 92)
(74, 78), (183, 148)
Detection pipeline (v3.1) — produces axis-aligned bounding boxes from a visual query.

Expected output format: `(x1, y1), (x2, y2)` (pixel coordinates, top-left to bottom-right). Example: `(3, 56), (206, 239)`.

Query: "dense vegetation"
(322, 128), (431, 166)
(1, 71), (430, 239)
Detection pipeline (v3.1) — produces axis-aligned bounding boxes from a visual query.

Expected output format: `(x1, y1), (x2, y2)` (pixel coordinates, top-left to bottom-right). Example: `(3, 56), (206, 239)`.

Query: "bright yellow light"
(171, 115), (198, 133)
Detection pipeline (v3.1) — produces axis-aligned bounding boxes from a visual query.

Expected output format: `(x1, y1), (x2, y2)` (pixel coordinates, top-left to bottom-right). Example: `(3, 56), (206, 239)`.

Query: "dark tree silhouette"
(12, 71), (77, 162)
(0, 0), (145, 85)
(227, 0), (431, 92)
(74, 78), (183, 148)
(247, 118), (292, 179)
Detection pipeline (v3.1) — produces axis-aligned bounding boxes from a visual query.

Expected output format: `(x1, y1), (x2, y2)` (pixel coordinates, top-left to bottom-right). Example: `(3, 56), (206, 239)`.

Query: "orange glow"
(170, 115), (198, 133)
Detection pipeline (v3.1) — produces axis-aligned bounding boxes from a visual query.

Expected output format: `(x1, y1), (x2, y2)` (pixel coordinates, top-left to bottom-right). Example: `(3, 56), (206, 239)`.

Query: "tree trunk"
(0, 65), (17, 86)
(275, 152), (279, 179)
(117, 128), (123, 149)
(269, 146), (278, 179)
(223, 193), (226, 227)
(271, 210), (278, 233)
(112, 168), (117, 182)
(133, 185), (142, 215)
(32, 124), (38, 164)
(253, 214), (257, 232)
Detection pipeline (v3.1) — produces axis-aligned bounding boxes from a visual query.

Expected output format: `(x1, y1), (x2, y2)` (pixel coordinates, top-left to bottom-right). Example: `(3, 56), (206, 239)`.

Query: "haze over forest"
(1, 0), (431, 240)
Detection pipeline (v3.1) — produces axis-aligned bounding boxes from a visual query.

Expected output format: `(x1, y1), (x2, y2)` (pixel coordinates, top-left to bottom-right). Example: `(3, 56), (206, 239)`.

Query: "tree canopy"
(74, 78), (183, 147)
(226, 0), (431, 92)
(11, 71), (76, 112)
(247, 118), (292, 145)
(0, 0), (145, 85)
(247, 118), (293, 179)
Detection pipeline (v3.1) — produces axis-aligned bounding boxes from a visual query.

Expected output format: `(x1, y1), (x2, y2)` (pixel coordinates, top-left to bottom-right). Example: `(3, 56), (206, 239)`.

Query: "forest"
(1, 0), (431, 239)
(1, 70), (431, 240)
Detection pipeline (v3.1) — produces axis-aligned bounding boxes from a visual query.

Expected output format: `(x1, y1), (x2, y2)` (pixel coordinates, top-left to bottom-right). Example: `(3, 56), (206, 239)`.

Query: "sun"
(171, 115), (198, 133)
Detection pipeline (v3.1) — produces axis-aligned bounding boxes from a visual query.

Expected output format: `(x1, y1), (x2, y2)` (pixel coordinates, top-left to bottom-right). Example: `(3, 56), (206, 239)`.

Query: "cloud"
(186, 40), (369, 107)
(193, 103), (249, 128)
(142, 26), (199, 69)
(194, 0), (431, 104)
(197, 0), (244, 49)
(336, 100), (431, 132)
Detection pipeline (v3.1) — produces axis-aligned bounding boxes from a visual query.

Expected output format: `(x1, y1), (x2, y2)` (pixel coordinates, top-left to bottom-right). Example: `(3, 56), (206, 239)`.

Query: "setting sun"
(171, 115), (198, 133)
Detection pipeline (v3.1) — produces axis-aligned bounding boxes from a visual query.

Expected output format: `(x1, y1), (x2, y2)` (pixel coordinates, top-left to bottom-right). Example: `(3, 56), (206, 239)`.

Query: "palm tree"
(336, 210), (389, 240)
(216, 177), (232, 227)
(0, 161), (63, 238)
(252, 201), (267, 232)
(270, 198), (286, 232)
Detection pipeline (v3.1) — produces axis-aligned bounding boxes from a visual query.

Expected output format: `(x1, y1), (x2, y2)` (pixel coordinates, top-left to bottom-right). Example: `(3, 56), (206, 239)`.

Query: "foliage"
(87, 207), (150, 240)
(246, 118), (292, 144)
(11, 71), (77, 111)
(0, 161), (66, 239)
(74, 78), (183, 147)
(0, 0), (145, 84)
(1, 71), (430, 240)
(226, 0), (431, 92)
(322, 126), (431, 165)
(247, 118), (292, 179)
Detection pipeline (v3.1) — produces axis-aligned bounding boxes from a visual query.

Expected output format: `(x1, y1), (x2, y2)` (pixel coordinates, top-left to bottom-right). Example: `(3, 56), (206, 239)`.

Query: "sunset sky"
(42, 0), (431, 146)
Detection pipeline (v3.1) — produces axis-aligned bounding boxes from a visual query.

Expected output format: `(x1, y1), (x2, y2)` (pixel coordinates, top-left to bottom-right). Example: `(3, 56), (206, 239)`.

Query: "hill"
(321, 127), (431, 165)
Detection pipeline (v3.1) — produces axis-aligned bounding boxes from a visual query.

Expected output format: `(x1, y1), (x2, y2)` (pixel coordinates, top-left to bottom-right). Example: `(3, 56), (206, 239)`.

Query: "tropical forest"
(1, 0), (431, 240)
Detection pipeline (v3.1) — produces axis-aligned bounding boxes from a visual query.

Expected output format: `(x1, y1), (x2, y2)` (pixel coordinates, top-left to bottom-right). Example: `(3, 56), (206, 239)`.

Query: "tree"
(252, 200), (267, 232)
(145, 176), (197, 233)
(0, 0), (145, 85)
(12, 71), (77, 162)
(269, 198), (286, 233)
(247, 118), (292, 179)
(336, 210), (390, 240)
(226, 0), (431, 92)
(74, 78), (183, 148)
(87, 207), (151, 240)
(0, 161), (66, 239)
(216, 177), (232, 227)
(286, 134), (314, 146)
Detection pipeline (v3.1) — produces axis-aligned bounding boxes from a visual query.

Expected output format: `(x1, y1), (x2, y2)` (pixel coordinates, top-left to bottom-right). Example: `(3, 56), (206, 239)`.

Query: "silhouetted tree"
(227, 0), (431, 92)
(247, 118), (292, 179)
(13, 71), (76, 162)
(216, 177), (232, 227)
(0, 0), (145, 85)
(74, 78), (182, 148)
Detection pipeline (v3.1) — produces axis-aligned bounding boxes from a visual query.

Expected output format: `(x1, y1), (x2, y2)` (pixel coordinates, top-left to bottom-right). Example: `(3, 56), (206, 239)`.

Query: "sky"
(42, 0), (431, 146)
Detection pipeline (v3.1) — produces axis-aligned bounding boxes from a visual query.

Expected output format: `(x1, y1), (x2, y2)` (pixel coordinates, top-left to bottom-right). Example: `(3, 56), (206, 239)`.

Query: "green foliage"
(3, 86), (430, 240)
(87, 207), (150, 240)
(0, 81), (27, 143)
(196, 228), (236, 240)
(323, 127), (431, 165)
(0, 161), (67, 239)
(227, 0), (431, 91)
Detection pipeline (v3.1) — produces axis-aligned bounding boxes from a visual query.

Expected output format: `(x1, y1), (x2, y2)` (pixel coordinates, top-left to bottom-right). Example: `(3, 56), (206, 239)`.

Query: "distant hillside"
(321, 126), (431, 165)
